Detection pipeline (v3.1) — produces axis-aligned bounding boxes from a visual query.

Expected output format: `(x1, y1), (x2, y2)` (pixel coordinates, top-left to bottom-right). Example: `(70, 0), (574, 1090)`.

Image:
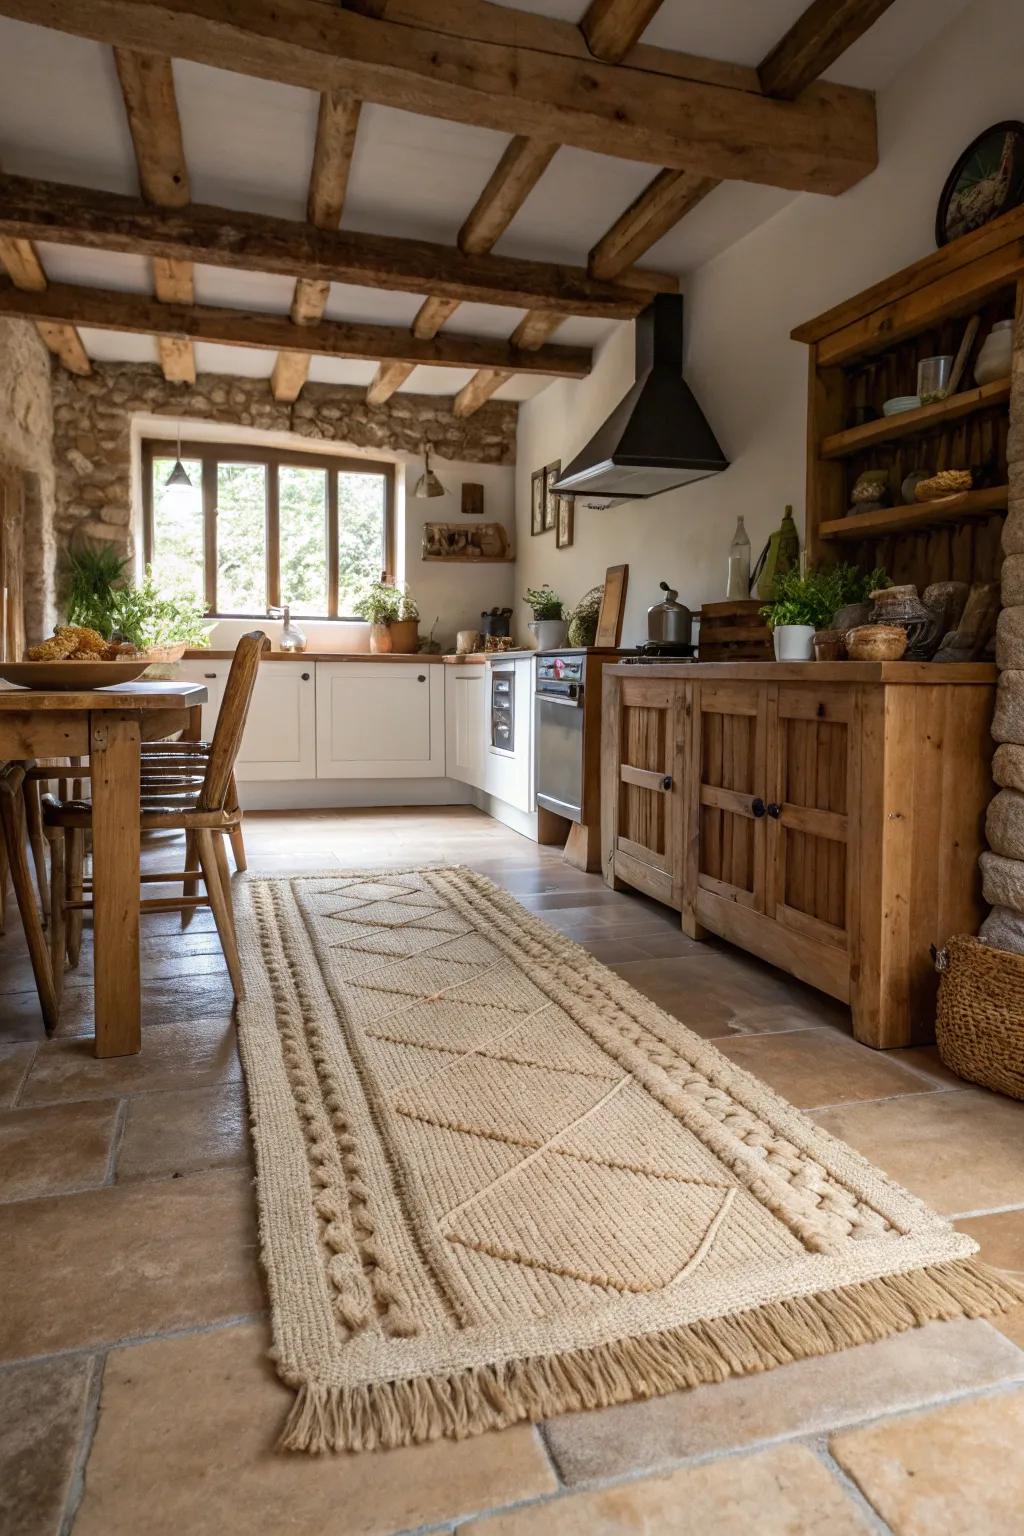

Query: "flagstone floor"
(1, 805), (1023, 1536)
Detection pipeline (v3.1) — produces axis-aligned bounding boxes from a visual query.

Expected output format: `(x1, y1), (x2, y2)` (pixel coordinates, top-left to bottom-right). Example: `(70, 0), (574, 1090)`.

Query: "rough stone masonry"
(981, 303), (1024, 953)
(50, 362), (517, 564)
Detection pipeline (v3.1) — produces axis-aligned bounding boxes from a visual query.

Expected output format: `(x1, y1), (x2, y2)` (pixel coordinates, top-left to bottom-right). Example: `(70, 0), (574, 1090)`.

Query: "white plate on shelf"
(882, 395), (922, 416)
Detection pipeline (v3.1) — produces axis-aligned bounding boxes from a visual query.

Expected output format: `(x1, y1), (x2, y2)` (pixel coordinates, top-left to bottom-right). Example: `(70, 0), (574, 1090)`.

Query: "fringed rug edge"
(277, 1256), (1024, 1453)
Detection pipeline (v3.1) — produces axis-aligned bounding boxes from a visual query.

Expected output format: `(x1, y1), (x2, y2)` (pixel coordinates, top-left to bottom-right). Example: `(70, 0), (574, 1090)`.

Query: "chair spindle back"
(198, 631), (268, 812)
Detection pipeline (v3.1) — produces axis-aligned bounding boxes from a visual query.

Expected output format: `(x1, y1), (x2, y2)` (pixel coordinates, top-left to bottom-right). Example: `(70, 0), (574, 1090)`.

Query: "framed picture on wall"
(543, 461), (561, 531)
(530, 469), (545, 535)
(555, 494), (574, 549)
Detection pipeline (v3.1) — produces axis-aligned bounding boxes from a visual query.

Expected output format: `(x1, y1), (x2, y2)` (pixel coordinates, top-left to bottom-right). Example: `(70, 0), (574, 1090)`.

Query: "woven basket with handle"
(935, 935), (1024, 1100)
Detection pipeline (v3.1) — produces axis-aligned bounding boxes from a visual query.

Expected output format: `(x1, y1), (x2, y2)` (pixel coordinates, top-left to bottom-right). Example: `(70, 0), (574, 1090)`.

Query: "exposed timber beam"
(113, 47), (195, 383)
(759, 0), (897, 100)
(272, 89), (363, 403)
(367, 4), (653, 407)
(580, 0), (665, 63)
(0, 0), (877, 193)
(0, 279), (593, 377)
(588, 170), (717, 280)
(0, 174), (675, 320)
(0, 236), (91, 376)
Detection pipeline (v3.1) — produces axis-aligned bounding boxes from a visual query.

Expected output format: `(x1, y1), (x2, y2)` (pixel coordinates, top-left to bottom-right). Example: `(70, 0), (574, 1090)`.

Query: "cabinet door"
(236, 665), (316, 781)
(174, 659), (226, 739)
(316, 662), (444, 778)
(692, 681), (768, 910)
(766, 685), (855, 950)
(445, 669), (487, 788)
(606, 676), (685, 908)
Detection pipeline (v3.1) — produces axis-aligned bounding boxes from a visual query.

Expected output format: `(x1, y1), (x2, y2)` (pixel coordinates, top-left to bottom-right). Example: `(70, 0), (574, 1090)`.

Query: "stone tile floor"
(1, 806), (1022, 1535)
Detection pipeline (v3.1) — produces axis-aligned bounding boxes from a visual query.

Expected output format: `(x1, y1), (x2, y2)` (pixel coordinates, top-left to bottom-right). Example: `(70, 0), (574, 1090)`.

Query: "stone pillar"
(980, 298), (1024, 951)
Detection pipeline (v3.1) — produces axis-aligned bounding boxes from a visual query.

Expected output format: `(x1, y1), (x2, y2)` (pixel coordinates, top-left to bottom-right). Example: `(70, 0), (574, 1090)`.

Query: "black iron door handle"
(751, 797), (766, 817)
(766, 802), (782, 819)
(662, 775), (673, 791)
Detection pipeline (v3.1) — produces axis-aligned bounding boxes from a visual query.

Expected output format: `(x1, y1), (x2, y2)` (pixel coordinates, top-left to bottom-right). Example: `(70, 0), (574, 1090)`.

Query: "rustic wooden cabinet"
(603, 662), (995, 1049)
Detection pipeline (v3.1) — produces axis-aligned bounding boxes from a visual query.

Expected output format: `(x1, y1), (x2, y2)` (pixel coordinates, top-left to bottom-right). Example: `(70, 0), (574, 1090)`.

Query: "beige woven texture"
(234, 867), (1022, 1452)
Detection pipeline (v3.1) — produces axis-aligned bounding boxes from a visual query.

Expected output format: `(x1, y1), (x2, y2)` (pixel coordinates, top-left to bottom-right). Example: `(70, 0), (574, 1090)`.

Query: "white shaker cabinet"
(315, 661), (445, 778)
(444, 667), (487, 789)
(175, 658), (316, 780)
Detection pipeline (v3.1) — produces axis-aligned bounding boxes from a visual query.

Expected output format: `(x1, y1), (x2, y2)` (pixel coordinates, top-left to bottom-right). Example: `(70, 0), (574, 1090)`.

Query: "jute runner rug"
(234, 866), (1022, 1453)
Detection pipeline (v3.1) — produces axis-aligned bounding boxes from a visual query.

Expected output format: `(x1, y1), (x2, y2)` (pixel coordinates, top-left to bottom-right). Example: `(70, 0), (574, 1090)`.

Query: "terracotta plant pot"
(369, 622), (393, 655)
(388, 619), (419, 654)
(813, 629), (845, 661)
(845, 624), (908, 662)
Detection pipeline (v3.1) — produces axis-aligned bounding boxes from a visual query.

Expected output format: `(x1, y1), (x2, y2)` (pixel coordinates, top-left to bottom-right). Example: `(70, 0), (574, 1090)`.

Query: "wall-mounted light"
(413, 445), (446, 499)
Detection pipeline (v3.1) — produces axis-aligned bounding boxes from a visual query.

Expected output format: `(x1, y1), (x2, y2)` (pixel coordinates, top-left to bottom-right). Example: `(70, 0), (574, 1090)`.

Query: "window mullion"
(327, 470), (339, 619)
(267, 462), (281, 610)
(202, 455), (217, 616)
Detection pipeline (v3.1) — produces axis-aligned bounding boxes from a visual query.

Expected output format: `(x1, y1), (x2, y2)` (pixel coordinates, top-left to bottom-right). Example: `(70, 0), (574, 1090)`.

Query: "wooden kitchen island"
(601, 661), (996, 1050)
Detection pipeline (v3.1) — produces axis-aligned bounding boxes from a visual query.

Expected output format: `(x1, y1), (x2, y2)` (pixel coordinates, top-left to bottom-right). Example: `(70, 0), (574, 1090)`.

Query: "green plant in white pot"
(524, 584), (567, 652)
(354, 580), (403, 654)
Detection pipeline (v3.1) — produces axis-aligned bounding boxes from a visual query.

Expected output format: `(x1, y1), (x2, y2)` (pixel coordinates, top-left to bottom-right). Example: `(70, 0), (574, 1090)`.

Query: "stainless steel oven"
(490, 662), (515, 753)
(535, 653), (585, 823)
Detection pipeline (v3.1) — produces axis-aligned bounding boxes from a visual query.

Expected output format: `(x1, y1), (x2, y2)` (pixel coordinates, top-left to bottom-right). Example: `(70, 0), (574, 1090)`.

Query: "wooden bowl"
(844, 624), (908, 662)
(0, 660), (152, 691)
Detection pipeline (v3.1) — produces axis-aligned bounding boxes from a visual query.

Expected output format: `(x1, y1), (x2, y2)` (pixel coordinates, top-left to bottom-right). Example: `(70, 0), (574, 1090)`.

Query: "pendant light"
(164, 421), (192, 490)
(413, 445), (446, 499)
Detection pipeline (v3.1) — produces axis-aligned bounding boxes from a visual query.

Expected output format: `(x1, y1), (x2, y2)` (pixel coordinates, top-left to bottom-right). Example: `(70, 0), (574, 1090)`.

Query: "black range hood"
(551, 293), (728, 504)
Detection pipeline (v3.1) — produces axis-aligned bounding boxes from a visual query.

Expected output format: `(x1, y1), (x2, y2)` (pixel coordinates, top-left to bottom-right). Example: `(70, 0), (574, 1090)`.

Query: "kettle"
(647, 582), (692, 647)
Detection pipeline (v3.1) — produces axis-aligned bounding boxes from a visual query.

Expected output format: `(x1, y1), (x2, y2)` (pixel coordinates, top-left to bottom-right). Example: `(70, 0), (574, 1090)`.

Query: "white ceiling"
(0, 1), (972, 394)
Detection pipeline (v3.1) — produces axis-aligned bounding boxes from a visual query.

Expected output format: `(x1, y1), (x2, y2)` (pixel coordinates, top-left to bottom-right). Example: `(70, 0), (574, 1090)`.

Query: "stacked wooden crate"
(697, 599), (772, 661)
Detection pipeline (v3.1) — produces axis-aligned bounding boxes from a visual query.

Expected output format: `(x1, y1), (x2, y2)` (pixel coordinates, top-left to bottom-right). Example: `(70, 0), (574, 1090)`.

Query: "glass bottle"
(268, 603), (308, 653)
(726, 516), (751, 600)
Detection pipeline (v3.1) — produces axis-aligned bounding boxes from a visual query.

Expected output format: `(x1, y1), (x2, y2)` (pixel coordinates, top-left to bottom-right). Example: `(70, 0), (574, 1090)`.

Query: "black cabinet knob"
(417, 674), (426, 682)
(661, 775), (673, 791)
(301, 672), (310, 681)
(204, 672), (217, 679)
(751, 797), (766, 817)
(767, 802), (782, 819)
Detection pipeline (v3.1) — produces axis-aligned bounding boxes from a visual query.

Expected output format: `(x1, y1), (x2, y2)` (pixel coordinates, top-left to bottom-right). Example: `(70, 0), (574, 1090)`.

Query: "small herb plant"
(761, 564), (890, 631)
(524, 584), (563, 620)
(354, 580), (404, 626)
(107, 568), (213, 650)
(398, 587), (420, 622)
(64, 541), (130, 634)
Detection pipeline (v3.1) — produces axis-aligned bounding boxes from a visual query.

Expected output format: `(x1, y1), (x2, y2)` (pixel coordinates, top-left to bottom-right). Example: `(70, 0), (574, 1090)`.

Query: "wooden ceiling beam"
(114, 48), (196, 383)
(0, 173), (675, 320)
(272, 89), (363, 404)
(588, 169), (718, 281)
(0, 278), (593, 377)
(367, 6), (656, 407)
(580, 0), (665, 64)
(759, 0), (897, 100)
(0, 0), (877, 193)
(0, 236), (91, 376)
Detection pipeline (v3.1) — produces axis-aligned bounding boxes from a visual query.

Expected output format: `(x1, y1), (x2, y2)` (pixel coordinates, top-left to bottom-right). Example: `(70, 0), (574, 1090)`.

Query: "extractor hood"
(551, 293), (728, 503)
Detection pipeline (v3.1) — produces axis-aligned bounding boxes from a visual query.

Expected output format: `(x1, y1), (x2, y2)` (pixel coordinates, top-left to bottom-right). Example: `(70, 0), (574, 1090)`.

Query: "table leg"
(89, 712), (141, 1057)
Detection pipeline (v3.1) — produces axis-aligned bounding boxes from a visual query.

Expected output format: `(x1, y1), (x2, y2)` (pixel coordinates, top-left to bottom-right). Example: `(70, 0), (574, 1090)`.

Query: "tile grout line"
(808, 1437), (898, 1536)
(104, 1097), (129, 1186)
(59, 1351), (105, 1536)
(8, 1039), (39, 1108)
(0, 1309), (271, 1378)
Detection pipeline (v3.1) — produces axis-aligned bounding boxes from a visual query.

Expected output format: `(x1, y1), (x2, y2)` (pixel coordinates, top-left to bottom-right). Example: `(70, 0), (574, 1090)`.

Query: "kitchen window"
(141, 440), (396, 618)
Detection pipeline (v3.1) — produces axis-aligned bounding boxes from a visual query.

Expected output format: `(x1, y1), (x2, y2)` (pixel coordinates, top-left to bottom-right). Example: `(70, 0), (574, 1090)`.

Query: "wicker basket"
(935, 935), (1024, 1099)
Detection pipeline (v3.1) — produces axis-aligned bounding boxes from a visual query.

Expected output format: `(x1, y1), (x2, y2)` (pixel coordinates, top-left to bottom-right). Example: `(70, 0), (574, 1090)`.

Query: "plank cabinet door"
(766, 684), (855, 951)
(608, 676), (686, 908)
(692, 681), (768, 911)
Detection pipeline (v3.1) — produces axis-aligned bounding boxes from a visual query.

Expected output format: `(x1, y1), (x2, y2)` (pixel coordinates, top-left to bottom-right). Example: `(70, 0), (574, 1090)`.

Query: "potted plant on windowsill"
(354, 580), (421, 654)
(524, 584), (567, 651)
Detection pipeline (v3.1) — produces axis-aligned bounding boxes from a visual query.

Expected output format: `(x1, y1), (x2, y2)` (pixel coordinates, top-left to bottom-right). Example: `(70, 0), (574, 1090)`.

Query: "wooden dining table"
(0, 679), (208, 1057)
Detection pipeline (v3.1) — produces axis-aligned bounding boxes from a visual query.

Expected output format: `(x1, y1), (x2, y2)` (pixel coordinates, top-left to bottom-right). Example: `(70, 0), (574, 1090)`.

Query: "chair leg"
(66, 827), (84, 967)
(0, 834), (8, 934)
(23, 778), (50, 923)
(0, 776), (59, 1033)
(211, 831), (239, 952)
(47, 828), (66, 1007)
(228, 822), (247, 874)
(181, 829), (199, 930)
(196, 829), (244, 999)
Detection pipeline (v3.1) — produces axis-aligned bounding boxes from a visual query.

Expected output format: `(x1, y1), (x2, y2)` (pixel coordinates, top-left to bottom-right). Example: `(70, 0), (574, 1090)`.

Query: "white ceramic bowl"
(882, 395), (922, 416)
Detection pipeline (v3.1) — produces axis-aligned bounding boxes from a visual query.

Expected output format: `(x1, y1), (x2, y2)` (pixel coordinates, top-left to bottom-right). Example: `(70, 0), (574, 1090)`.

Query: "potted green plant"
(524, 584), (566, 651)
(761, 565), (889, 661)
(389, 588), (421, 654)
(105, 568), (214, 660)
(354, 580), (403, 654)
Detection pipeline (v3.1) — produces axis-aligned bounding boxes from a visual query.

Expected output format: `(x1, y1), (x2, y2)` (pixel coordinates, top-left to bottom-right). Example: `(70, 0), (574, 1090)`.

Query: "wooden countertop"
(184, 649), (534, 665)
(605, 660), (998, 684)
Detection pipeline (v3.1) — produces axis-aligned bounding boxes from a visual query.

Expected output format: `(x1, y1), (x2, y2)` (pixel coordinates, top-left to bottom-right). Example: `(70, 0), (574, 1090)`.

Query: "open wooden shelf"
(819, 379), (1011, 459)
(820, 484), (1008, 542)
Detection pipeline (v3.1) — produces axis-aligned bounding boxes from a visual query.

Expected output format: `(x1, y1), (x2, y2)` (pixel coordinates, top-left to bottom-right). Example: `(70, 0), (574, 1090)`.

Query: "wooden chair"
(41, 631), (267, 1009)
(0, 761), (60, 1032)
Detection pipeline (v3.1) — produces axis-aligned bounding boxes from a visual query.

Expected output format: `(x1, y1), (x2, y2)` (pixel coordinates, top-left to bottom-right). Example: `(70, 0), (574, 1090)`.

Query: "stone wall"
(0, 319), (57, 641)
(50, 363), (518, 564)
(980, 304), (1024, 953)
